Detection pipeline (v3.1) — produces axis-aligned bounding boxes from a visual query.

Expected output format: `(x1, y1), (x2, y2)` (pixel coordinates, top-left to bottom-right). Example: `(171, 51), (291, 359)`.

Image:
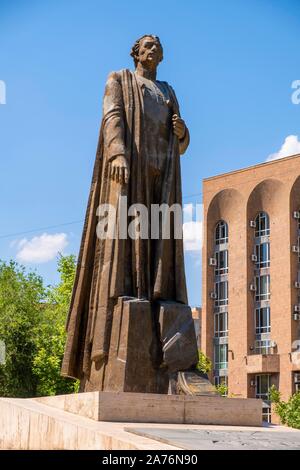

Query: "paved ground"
(125, 425), (300, 450)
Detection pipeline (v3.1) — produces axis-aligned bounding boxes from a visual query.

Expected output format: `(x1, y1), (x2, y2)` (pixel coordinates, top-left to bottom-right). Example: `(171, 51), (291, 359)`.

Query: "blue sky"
(0, 0), (300, 306)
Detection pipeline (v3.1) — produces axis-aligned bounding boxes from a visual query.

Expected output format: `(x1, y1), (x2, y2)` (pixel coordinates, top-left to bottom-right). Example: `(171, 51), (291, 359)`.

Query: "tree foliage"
(215, 383), (228, 397)
(32, 254), (79, 396)
(196, 350), (212, 374)
(269, 384), (300, 429)
(0, 261), (44, 397)
(0, 255), (79, 398)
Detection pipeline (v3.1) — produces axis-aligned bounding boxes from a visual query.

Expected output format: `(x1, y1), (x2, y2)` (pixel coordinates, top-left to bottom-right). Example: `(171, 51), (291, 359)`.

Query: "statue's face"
(137, 36), (162, 69)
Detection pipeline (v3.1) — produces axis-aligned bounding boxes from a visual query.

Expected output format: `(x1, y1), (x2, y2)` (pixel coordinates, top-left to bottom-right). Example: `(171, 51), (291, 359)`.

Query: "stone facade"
(201, 153), (300, 420)
(192, 307), (201, 349)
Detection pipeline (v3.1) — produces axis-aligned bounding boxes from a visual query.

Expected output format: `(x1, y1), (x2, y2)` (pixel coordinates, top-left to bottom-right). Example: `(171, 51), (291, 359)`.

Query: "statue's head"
(130, 35), (163, 69)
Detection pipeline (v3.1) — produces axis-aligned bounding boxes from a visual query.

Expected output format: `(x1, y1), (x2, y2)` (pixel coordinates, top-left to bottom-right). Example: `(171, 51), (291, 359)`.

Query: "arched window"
(215, 220), (228, 245)
(213, 220), (229, 392)
(255, 212), (270, 238)
(253, 211), (271, 358)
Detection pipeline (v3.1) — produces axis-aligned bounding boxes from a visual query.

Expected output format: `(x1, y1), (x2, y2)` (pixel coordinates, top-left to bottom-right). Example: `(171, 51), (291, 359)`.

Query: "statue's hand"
(172, 114), (186, 140)
(110, 155), (129, 184)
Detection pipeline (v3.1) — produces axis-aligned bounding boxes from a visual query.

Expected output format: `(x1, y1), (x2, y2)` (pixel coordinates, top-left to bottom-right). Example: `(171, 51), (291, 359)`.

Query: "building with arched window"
(201, 153), (300, 422)
(212, 221), (229, 393)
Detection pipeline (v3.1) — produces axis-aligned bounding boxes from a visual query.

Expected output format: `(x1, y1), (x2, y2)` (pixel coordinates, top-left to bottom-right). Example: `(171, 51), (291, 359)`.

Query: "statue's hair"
(130, 35), (163, 67)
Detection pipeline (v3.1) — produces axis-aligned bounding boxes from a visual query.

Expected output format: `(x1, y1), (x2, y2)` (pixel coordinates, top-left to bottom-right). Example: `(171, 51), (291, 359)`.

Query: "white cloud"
(267, 135), (300, 162)
(182, 203), (203, 253)
(183, 221), (203, 253)
(16, 232), (68, 263)
(183, 203), (193, 221)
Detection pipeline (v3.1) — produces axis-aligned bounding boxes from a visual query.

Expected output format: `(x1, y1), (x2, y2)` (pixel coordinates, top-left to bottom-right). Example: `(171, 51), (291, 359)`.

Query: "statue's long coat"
(61, 69), (190, 380)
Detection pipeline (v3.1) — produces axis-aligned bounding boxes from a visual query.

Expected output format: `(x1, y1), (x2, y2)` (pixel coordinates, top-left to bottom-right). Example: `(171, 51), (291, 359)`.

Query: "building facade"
(201, 154), (300, 421)
(192, 307), (202, 349)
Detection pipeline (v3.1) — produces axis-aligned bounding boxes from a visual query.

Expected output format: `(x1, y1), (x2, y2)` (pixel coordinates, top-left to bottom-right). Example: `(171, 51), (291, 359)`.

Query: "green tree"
(196, 350), (212, 374)
(32, 254), (79, 396)
(0, 261), (44, 397)
(269, 385), (300, 429)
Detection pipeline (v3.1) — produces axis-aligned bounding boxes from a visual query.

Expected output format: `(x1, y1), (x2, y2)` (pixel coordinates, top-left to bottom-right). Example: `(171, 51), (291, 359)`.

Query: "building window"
(255, 242), (270, 269)
(213, 220), (229, 382)
(215, 249), (228, 276)
(214, 343), (228, 370)
(215, 220), (228, 245)
(294, 372), (300, 393)
(252, 212), (271, 357)
(254, 339), (271, 355)
(255, 374), (271, 423)
(255, 275), (270, 302)
(214, 376), (228, 396)
(215, 280), (228, 306)
(214, 311), (228, 337)
(255, 212), (270, 238)
(256, 374), (270, 399)
(255, 307), (271, 335)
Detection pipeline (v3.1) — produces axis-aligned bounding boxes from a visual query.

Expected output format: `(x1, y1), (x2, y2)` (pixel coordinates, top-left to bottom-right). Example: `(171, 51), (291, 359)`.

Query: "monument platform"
(34, 391), (262, 426)
(0, 391), (264, 449)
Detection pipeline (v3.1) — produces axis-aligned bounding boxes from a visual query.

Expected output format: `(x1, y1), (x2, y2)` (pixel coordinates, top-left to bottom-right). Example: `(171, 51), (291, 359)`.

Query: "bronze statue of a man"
(62, 35), (200, 393)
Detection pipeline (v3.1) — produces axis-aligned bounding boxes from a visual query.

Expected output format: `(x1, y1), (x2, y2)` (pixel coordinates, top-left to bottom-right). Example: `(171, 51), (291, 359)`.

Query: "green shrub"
(215, 383), (228, 397)
(269, 385), (300, 429)
(196, 350), (212, 374)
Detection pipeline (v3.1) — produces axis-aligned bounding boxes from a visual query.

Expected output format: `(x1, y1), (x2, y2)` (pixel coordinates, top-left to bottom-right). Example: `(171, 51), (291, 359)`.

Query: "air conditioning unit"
(249, 220), (256, 228)
(295, 281), (300, 289)
(250, 283), (256, 292)
(270, 340), (277, 348)
(292, 245), (300, 253)
(251, 254), (258, 262)
(293, 211), (300, 219)
(210, 292), (217, 300)
(293, 313), (300, 321)
(209, 257), (217, 267)
(250, 379), (256, 387)
(294, 305), (300, 312)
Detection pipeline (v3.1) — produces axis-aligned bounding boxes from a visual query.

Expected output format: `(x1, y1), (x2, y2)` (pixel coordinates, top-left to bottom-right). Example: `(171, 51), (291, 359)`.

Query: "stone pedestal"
(34, 391), (263, 425)
(83, 297), (169, 393)
(83, 298), (200, 394)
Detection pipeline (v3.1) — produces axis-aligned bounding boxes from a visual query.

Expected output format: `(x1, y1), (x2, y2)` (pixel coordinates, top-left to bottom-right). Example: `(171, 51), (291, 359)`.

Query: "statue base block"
(83, 297), (169, 393)
(83, 297), (204, 394)
(33, 391), (262, 426)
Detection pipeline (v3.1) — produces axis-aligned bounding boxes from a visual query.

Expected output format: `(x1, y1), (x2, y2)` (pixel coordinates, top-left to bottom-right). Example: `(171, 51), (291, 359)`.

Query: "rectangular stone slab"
(35, 391), (263, 427)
